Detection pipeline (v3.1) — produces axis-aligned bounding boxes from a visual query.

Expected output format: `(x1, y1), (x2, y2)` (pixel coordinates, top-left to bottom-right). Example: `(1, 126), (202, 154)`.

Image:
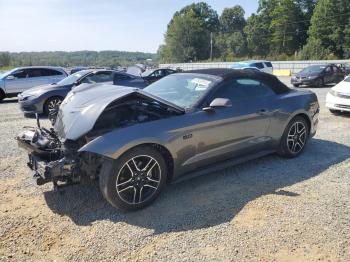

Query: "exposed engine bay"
(16, 92), (182, 189)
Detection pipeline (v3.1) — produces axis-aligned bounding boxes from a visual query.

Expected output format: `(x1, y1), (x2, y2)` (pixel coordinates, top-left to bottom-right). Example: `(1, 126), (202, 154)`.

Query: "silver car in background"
(0, 66), (67, 101)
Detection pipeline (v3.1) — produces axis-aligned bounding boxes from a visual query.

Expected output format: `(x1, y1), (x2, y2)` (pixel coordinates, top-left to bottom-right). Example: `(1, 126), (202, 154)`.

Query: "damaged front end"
(16, 118), (82, 188)
(16, 86), (183, 190)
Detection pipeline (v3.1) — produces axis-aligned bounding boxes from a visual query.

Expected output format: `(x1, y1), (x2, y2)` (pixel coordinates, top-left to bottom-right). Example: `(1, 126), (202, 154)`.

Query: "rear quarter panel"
(267, 90), (319, 147)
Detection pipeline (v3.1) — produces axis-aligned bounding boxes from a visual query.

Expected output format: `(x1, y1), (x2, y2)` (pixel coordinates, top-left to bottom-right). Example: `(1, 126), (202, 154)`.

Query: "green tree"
(220, 5), (246, 33)
(244, 14), (270, 56)
(215, 31), (247, 60)
(171, 2), (219, 31)
(0, 52), (11, 67)
(163, 10), (211, 62)
(270, 0), (299, 55)
(306, 0), (350, 58)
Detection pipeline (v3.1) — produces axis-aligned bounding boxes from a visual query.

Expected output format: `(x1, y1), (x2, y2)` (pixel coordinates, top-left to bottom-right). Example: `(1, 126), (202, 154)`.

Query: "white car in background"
(231, 60), (273, 74)
(326, 75), (350, 113)
(0, 66), (67, 102)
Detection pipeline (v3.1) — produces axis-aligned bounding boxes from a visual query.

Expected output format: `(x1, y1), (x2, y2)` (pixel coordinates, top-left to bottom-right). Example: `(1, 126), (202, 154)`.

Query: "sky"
(0, 0), (258, 53)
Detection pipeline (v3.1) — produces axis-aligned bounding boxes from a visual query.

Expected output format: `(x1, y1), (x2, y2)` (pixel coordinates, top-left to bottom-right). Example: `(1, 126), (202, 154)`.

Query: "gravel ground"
(1, 78), (350, 261)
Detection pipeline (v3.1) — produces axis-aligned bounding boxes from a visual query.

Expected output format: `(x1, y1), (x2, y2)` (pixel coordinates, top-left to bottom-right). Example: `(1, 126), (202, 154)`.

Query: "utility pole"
(210, 32), (213, 61)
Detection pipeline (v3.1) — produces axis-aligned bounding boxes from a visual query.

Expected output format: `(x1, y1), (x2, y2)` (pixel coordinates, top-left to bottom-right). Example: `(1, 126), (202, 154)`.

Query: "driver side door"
(188, 78), (273, 169)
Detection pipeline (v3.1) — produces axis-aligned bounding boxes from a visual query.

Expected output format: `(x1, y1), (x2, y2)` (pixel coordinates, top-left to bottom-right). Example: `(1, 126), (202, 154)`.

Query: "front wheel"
(278, 116), (309, 158)
(99, 146), (168, 211)
(314, 78), (324, 88)
(293, 84), (300, 88)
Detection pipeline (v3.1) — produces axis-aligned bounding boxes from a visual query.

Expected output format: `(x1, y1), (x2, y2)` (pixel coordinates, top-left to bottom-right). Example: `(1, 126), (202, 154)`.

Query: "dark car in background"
(291, 64), (345, 87)
(18, 69), (146, 117)
(338, 63), (350, 76)
(142, 68), (176, 85)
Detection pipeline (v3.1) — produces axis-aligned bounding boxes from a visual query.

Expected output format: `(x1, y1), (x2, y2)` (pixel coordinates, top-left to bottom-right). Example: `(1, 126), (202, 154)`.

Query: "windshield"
(301, 65), (325, 74)
(0, 69), (15, 79)
(57, 70), (90, 86)
(143, 73), (220, 109)
(141, 70), (153, 77)
(344, 75), (350, 82)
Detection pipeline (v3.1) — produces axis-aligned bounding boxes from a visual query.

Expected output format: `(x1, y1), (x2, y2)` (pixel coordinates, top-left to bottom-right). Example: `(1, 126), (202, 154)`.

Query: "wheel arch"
(80, 140), (175, 182)
(292, 113), (311, 134)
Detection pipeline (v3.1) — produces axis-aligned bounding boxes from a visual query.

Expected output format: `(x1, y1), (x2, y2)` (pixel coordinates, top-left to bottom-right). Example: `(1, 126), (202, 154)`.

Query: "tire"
(99, 146), (168, 211)
(0, 89), (5, 102)
(293, 84), (300, 88)
(278, 116), (309, 158)
(314, 78), (324, 88)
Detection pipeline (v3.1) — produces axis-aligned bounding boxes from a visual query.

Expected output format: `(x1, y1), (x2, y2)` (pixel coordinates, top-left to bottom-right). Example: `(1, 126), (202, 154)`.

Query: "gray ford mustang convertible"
(17, 69), (319, 210)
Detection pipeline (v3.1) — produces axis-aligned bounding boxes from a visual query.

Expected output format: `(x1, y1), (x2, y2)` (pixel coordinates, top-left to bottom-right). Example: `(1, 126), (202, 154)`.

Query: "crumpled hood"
(54, 83), (140, 140)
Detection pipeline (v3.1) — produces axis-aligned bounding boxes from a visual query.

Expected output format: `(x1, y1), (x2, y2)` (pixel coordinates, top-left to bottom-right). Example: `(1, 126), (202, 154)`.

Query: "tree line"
(0, 51), (157, 69)
(159, 0), (350, 63)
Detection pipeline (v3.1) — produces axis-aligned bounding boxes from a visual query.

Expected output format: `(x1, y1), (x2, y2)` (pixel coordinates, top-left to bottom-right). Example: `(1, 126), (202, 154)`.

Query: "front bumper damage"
(16, 127), (80, 189)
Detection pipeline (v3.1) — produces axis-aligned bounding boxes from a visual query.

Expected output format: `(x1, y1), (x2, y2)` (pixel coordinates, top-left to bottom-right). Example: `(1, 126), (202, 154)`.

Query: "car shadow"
(44, 138), (350, 233)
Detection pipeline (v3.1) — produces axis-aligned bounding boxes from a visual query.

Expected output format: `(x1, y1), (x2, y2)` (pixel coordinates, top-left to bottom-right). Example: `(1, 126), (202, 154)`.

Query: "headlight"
(20, 95), (36, 101)
(308, 76), (317, 79)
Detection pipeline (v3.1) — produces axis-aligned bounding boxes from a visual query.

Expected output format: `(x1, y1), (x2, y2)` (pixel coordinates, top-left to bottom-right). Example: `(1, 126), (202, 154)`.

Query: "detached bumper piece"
(16, 128), (80, 190)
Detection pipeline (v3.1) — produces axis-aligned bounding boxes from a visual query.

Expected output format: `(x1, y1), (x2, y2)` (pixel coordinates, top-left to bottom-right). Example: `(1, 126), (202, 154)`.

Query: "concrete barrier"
(273, 69), (291, 76)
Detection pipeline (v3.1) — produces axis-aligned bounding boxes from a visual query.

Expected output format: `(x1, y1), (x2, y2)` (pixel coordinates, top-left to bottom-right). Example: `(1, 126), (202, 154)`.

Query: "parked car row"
(18, 69), (147, 119)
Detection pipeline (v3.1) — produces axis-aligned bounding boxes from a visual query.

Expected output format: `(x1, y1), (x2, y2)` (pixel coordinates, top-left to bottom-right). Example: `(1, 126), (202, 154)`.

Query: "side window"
(153, 70), (164, 77)
(325, 67), (332, 73)
(332, 66), (339, 73)
(12, 70), (28, 79)
(265, 62), (273, 68)
(41, 69), (63, 76)
(212, 78), (275, 101)
(114, 73), (131, 81)
(82, 72), (113, 83)
(27, 69), (43, 78)
(253, 63), (264, 69)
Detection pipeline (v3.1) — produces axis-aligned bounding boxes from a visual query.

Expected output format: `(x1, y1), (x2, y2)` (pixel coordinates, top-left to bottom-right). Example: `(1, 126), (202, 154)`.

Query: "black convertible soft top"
(186, 68), (290, 94)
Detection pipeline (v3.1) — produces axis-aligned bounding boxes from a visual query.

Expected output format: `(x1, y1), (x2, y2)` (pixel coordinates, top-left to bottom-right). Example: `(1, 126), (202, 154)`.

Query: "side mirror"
(203, 98), (232, 112)
(6, 75), (15, 80)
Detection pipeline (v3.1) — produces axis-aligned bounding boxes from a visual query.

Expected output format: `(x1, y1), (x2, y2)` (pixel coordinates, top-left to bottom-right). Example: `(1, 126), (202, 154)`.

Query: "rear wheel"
(278, 116), (309, 158)
(293, 84), (300, 88)
(99, 146), (167, 211)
